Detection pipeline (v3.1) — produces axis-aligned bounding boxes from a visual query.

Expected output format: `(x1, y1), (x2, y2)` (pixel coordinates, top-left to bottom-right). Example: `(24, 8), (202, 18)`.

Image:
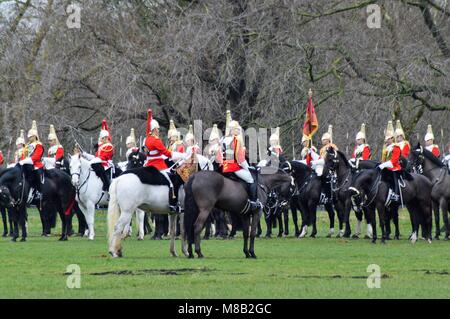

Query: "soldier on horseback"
(308, 125), (337, 177)
(46, 125), (64, 169)
(184, 124), (201, 155)
(424, 124), (440, 158)
(205, 124), (221, 170)
(125, 128), (139, 159)
(221, 120), (262, 212)
(19, 120), (44, 199)
(395, 120), (410, 158)
(167, 120), (185, 153)
(300, 135), (316, 166)
(268, 127), (283, 158)
(350, 123), (371, 166)
(12, 130), (26, 165)
(80, 119), (114, 192)
(143, 109), (189, 213)
(377, 121), (402, 206)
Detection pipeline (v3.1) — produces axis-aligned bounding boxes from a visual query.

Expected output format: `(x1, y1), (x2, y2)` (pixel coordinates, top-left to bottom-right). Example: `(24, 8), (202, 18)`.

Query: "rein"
(361, 172), (381, 208)
(11, 172), (27, 208)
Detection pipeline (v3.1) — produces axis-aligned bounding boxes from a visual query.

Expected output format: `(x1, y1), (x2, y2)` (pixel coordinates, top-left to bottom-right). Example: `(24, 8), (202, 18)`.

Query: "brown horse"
(184, 167), (294, 258)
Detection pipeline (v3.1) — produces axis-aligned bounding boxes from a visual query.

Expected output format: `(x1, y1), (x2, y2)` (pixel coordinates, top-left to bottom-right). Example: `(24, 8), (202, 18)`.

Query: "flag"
(303, 94), (318, 138)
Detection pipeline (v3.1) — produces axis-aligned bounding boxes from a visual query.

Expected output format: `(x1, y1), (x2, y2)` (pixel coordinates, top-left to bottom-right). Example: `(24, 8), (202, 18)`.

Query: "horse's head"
(348, 169), (379, 210)
(323, 147), (339, 175)
(127, 150), (145, 169)
(69, 153), (82, 186)
(410, 143), (424, 174)
(0, 186), (13, 208)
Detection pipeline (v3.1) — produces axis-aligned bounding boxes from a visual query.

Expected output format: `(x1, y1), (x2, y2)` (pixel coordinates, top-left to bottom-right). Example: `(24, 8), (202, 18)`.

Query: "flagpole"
(308, 88), (313, 149)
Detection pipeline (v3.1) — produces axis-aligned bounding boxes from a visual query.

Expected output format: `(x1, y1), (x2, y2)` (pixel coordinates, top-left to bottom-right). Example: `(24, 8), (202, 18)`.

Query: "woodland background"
(0, 0), (449, 162)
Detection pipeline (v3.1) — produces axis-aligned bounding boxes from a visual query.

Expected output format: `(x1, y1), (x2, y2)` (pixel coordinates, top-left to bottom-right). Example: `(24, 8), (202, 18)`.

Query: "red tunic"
(48, 145), (64, 162)
(27, 142), (44, 169)
(426, 145), (440, 157)
(352, 144), (371, 160)
(95, 142), (114, 168)
(386, 144), (402, 171)
(170, 142), (185, 153)
(397, 141), (410, 158)
(222, 136), (245, 173)
(0, 151), (3, 165)
(144, 135), (172, 170)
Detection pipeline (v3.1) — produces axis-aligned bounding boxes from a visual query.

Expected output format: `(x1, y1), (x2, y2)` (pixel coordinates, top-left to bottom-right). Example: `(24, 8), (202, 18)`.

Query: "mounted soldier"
(204, 124), (221, 170)
(18, 120), (45, 198)
(143, 109), (189, 213)
(377, 121), (402, 206)
(309, 125), (337, 177)
(167, 120), (185, 153)
(44, 125), (64, 169)
(221, 119), (262, 212)
(268, 127), (283, 158)
(125, 128), (139, 159)
(80, 119), (114, 192)
(424, 124), (440, 158)
(184, 124), (200, 155)
(395, 120), (410, 158)
(350, 123), (371, 167)
(300, 135), (316, 167)
(11, 130), (26, 166)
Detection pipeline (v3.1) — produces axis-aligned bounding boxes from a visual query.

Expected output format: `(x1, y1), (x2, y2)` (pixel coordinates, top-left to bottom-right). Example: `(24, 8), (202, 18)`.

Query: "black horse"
(0, 164), (76, 241)
(286, 160), (336, 238)
(410, 144), (450, 240)
(349, 167), (433, 243)
(323, 148), (379, 239)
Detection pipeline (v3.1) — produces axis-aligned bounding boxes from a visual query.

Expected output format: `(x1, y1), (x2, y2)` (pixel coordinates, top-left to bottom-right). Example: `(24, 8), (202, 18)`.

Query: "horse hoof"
(109, 251), (120, 258)
(171, 252), (178, 258)
(309, 234), (316, 238)
(277, 234), (283, 238)
(20, 238), (26, 242)
(352, 234), (360, 239)
(394, 236), (400, 240)
(2, 233), (7, 238)
(197, 253), (204, 258)
(434, 236), (440, 240)
(444, 237), (449, 241)
(265, 234), (271, 238)
(364, 235), (371, 239)
(371, 240), (376, 244)
(188, 254), (194, 259)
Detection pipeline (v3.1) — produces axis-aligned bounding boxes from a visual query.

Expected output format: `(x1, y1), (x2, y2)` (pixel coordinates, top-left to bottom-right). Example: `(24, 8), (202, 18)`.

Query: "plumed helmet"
(16, 129), (25, 146)
(209, 124), (220, 143)
(424, 124), (434, 141)
(394, 120), (405, 138)
(27, 120), (39, 139)
(356, 123), (366, 141)
(185, 124), (194, 142)
(225, 110), (232, 136)
(384, 120), (394, 141)
(126, 128), (136, 145)
(167, 120), (178, 139)
(269, 127), (280, 144)
(48, 124), (59, 143)
(321, 125), (333, 142)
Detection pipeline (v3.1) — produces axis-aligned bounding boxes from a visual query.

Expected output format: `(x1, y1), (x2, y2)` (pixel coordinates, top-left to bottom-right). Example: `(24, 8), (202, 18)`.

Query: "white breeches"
(234, 169), (254, 184)
(160, 169), (174, 187)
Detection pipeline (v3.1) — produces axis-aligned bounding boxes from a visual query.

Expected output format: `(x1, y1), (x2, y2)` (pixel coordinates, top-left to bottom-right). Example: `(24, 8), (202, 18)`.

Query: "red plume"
(101, 119), (112, 141)
(146, 109), (152, 136)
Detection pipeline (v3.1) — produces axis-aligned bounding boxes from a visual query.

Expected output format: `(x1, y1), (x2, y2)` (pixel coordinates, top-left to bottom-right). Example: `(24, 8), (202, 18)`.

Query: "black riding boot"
(386, 171), (400, 206)
(168, 187), (181, 214)
(248, 182), (262, 212)
(92, 163), (110, 192)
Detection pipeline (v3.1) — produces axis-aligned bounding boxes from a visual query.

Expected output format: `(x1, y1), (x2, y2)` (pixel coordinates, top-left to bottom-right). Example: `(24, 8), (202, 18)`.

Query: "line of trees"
(0, 0), (448, 162)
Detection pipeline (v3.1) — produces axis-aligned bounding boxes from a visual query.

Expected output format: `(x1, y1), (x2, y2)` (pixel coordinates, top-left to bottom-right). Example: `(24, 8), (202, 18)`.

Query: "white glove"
(311, 158), (324, 166)
(172, 151), (189, 161)
(309, 149), (320, 161)
(82, 152), (95, 161)
(19, 158), (33, 165)
(378, 161), (393, 170)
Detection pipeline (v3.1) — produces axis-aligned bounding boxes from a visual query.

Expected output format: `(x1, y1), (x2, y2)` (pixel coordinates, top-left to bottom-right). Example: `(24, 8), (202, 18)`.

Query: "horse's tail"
(107, 178), (120, 243)
(184, 175), (198, 245)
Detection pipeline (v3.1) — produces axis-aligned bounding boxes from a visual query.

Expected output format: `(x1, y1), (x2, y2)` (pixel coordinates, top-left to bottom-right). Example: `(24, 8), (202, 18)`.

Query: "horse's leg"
(343, 199), (352, 238)
(20, 206), (27, 242)
(109, 208), (133, 258)
(334, 200), (345, 237)
(249, 210), (262, 258)
(309, 202), (317, 238)
(353, 208), (363, 239)
(370, 207), (377, 243)
(291, 202), (300, 237)
(136, 209), (145, 240)
(407, 204), (420, 244)
(169, 214), (178, 257)
(440, 198), (449, 240)
(298, 201), (308, 238)
(179, 213), (189, 257)
(392, 205), (400, 240)
(283, 207), (289, 236)
(385, 207), (392, 240)
(84, 202), (96, 240)
(1, 207), (7, 237)
(8, 208), (13, 237)
(377, 203), (386, 244)
(264, 209), (272, 238)
(432, 200), (440, 239)
(277, 209), (284, 238)
(324, 202), (335, 238)
(241, 215), (251, 258)
(194, 209), (210, 258)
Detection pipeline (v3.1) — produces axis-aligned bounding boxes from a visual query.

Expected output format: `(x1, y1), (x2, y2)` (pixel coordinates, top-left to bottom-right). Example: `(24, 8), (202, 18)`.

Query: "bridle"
(70, 156), (91, 200)
(326, 150), (351, 193)
(412, 148), (446, 185)
(349, 170), (381, 211)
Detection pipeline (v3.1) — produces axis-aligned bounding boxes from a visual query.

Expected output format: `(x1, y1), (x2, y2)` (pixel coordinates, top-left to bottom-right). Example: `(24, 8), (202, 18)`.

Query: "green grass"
(0, 208), (449, 299)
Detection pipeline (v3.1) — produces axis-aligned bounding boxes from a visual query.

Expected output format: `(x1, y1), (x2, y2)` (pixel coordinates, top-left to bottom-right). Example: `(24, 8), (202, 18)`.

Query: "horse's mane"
(422, 148), (444, 167)
(291, 160), (312, 172)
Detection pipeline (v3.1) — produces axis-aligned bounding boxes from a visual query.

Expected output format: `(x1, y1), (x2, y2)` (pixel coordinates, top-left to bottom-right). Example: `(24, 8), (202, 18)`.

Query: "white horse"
(108, 154), (213, 258)
(69, 153), (112, 240)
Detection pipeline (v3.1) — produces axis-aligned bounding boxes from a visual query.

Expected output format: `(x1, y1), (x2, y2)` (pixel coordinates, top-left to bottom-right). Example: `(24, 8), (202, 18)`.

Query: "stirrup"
(248, 199), (262, 211)
(385, 189), (399, 207)
(169, 205), (182, 214)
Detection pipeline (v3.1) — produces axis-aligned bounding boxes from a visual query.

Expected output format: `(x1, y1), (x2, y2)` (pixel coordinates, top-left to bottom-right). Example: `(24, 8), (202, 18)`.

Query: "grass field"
(1, 207), (449, 299)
